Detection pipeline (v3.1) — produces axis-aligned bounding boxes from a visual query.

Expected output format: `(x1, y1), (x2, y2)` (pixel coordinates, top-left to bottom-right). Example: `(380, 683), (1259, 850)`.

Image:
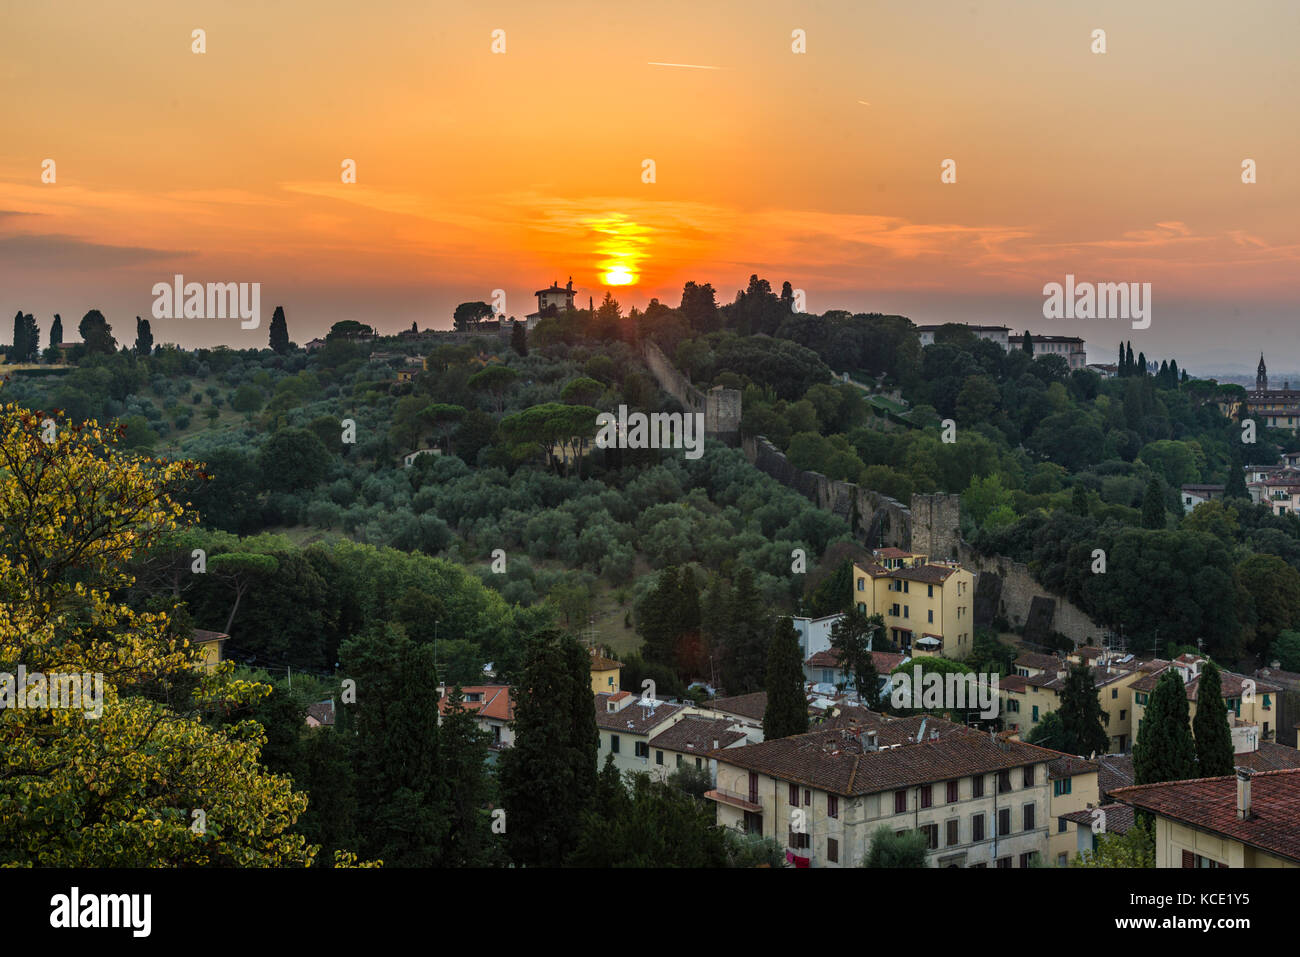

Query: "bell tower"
(1257, 353), (1268, 393)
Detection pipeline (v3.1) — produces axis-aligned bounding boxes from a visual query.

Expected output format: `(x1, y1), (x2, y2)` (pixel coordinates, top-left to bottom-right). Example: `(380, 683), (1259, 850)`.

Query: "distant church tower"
(1257, 353), (1268, 392)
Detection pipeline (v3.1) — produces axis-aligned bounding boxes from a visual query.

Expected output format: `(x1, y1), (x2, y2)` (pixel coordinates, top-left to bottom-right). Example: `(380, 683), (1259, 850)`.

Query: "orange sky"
(2, 0), (1298, 369)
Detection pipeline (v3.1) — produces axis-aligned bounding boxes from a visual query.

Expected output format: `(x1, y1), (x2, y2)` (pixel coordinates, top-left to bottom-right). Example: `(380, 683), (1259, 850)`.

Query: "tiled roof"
(873, 547), (914, 559)
(1059, 803), (1135, 835)
(1235, 742), (1300, 773)
(590, 649), (623, 671)
(1048, 755), (1100, 780)
(440, 685), (514, 722)
(1000, 675), (1029, 693)
(1073, 646), (1105, 660)
(816, 711), (967, 748)
(1097, 754), (1135, 799)
(305, 700), (335, 726)
(1130, 661), (1281, 698)
(710, 692), (768, 721)
(594, 695), (682, 734)
(1015, 652), (1063, 673)
(891, 565), (957, 584)
(807, 650), (841, 669)
(711, 721), (1059, 797)
(649, 716), (746, 753)
(1111, 769), (1300, 864)
(193, 629), (229, 643)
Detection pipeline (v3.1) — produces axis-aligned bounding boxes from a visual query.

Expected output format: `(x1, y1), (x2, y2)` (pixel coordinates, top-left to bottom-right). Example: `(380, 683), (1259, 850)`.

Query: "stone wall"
(741, 435), (912, 549)
(953, 544), (1103, 645)
(641, 341), (741, 444)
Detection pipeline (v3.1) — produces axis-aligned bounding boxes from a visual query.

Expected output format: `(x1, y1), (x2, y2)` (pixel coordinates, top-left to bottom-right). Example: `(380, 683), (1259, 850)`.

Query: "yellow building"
(1002, 652), (1147, 753)
(192, 629), (228, 674)
(646, 715), (748, 783)
(707, 713), (1055, 868)
(1046, 756), (1099, 866)
(852, 548), (976, 661)
(589, 647), (622, 695)
(1130, 656), (1283, 748)
(1113, 768), (1300, 868)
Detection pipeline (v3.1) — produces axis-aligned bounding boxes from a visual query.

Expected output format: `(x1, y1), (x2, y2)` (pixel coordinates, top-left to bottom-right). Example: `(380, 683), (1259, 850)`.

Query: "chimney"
(1236, 767), (1253, 820)
(860, 730), (879, 751)
(712, 739), (720, 751)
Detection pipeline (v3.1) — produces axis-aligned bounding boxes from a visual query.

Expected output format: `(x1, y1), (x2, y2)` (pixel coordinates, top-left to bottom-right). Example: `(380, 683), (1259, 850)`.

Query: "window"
(857, 578), (865, 591)
(998, 770), (1011, 794)
(946, 820), (959, 846)
(676, 754), (683, 768)
(789, 830), (810, 850)
(1023, 803), (1035, 831)
(748, 772), (759, 804)
(1058, 818), (1068, 834)
(1023, 766), (1035, 787)
(970, 862), (987, 869)
(828, 795), (839, 819)
(1019, 852), (1037, 868)
(857, 602), (865, 614)
(695, 757), (702, 769)
(996, 857), (1011, 869)
(890, 604), (900, 617)
(1120, 709), (1126, 720)
(997, 808), (1011, 837)
(1053, 778), (1072, 797)
(1007, 699), (1020, 714)
(804, 789), (812, 806)
(827, 838), (839, 864)
(903, 581), (909, 594)
(1057, 853), (1068, 867)
(610, 734), (620, 753)
(894, 790), (907, 813)
(1031, 706), (1039, 722)
(928, 585), (934, 598)
(608, 676), (614, 686)
(971, 813), (985, 842)
(928, 610), (934, 624)
(920, 784), (933, 809)
(903, 606), (909, 619)
(789, 783), (799, 807)
(1136, 692), (1148, 706)
(946, 780), (958, 803)
(1111, 688), (1118, 699)
(921, 823), (939, 850)
(971, 775), (985, 798)
(635, 741), (649, 759)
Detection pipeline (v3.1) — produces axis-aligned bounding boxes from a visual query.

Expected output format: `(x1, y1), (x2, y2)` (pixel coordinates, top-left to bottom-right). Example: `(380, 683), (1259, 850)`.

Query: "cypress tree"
(269, 306), (290, 354)
(439, 684), (496, 866)
(763, 617), (809, 740)
(1133, 670), (1197, 784)
(1022, 330), (1034, 355)
(1169, 359), (1180, 385)
(1226, 444), (1249, 500)
(1141, 477), (1166, 529)
(134, 316), (153, 356)
(49, 314), (63, 347)
(1118, 341), (1125, 375)
(1058, 662), (1110, 756)
(11, 311), (26, 362)
(1192, 662), (1235, 777)
(21, 313), (39, 361)
(678, 567), (701, 633)
(510, 321), (528, 357)
(499, 628), (598, 867)
(1125, 342), (1135, 375)
(721, 567), (769, 694)
(640, 567), (680, 665)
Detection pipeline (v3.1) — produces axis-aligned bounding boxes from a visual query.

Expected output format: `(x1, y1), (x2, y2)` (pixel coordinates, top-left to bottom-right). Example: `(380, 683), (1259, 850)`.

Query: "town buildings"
(1007, 333), (1088, 370)
(852, 548), (976, 659)
(1244, 353), (1300, 433)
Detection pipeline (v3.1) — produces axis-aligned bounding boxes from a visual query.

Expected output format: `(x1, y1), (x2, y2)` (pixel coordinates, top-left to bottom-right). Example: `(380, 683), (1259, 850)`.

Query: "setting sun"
(603, 267), (637, 286)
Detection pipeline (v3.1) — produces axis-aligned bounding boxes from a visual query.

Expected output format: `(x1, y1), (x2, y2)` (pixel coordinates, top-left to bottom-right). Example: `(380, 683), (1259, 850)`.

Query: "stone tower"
(1257, 353), (1268, 393)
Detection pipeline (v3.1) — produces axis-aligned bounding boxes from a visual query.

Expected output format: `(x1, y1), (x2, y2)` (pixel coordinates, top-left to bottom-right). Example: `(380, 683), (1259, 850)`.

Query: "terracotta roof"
(891, 565), (957, 584)
(1130, 661), (1281, 698)
(590, 649), (623, 671)
(594, 694), (682, 734)
(1048, 755), (1100, 780)
(808, 650), (906, 673)
(1059, 803), (1135, 835)
(710, 692), (768, 721)
(649, 716), (746, 753)
(440, 685), (514, 722)
(1097, 754), (1135, 799)
(1000, 675), (1029, 693)
(1072, 646), (1105, 660)
(1235, 742), (1300, 773)
(305, 700), (335, 726)
(815, 711), (967, 748)
(711, 721), (1059, 797)
(1015, 652), (1063, 673)
(872, 547), (915, 559)
(807, 650), (841, 669)
(1112, 769), (1300, 864)
(192, 629), (229, 643)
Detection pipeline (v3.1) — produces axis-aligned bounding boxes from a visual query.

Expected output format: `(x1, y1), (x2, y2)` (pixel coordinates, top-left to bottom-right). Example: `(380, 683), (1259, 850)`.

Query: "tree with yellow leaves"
(0, 404), (362, 866)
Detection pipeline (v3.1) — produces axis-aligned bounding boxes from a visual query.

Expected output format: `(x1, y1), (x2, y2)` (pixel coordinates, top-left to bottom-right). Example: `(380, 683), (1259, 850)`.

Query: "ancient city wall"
(641, 341), (741, 444)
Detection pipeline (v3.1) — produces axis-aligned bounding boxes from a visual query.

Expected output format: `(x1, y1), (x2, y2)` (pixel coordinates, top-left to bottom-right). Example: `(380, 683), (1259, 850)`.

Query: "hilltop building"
(1245, 353), (1300, 432)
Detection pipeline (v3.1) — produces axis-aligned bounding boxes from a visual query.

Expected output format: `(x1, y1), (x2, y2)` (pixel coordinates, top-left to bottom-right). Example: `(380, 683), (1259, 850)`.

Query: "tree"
(1192, 661), (1234, 777)
(498, 628), (598, 866)
(326, 319), (374, 339)
(134, 315), (153, 356)
(208, 551), (280, 633)
(829, 606), (883, 707)
(0, 403), (325, 866)
(1271, 630), (1300, 672)
(78, 309), (116, 354)
(1025, 710), (1066, 749)
(426, 403), (468, 456)
(453, 301), (494, 331)
(1226, 444), (1249, 500)
(257, 427), (333, 492)
(10, 311), (26, 363)
(510, 321), (528, 356)
(1071, 816), (1154, 867)
(1126, 342), (1135, 375)
(1140, 477), (1166, 529)
(1235, 553), (1300, 656)
(232, 383), (264, 415)
(439, 685), (498, 866)
(1133, 670), (1197, 785)
(680, 281), (720, 333)
(268, 306), (290, 354)
(1057, 662), (1110, 756)
(763, 617), (808, 740)
(341, 624), (446, 866)
(560, 375), (605, 407)
(863, 825), (928, 867)
(1022, 330), (1033, 355)
(49, 313), (63, 348)
(718, 568), (769, 694)
(468, 365), (520, 414)
(569, 772), (732, 867)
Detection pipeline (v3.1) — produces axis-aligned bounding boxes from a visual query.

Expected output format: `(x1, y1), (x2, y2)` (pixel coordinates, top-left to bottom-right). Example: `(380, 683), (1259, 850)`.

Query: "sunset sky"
(2, 0), (1298, 371)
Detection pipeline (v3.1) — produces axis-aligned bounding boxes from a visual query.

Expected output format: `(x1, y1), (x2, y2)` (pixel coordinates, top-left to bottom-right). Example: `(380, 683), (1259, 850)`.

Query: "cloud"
(0, 233), (195, 270)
